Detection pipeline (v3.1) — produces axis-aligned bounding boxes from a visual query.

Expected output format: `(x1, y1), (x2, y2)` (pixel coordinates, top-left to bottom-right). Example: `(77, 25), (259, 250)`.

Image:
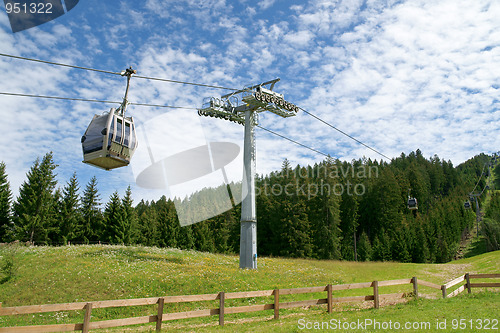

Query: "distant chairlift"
(81, 67), (138, 170)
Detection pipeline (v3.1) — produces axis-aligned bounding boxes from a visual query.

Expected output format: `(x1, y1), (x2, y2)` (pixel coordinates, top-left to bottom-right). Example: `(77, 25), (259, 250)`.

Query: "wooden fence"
(0, 273), (498, 332)
(441, 273), (500, 298)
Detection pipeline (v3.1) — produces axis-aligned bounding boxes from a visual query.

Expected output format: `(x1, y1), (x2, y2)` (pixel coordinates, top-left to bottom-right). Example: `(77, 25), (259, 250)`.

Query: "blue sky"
(0, 0), (499, 205)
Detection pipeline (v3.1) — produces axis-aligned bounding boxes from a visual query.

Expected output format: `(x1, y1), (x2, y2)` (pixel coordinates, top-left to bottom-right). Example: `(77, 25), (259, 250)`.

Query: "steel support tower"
(198, 78), (299, 269)
(240, 109), (257, 268)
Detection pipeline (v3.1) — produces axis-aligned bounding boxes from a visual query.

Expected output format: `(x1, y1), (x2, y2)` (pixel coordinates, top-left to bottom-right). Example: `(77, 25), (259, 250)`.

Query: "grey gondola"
(407, 188), (418, 210)
(407, 198), (418, 210)
(81, 108), (137, 170)
(81, 67), (138, 170)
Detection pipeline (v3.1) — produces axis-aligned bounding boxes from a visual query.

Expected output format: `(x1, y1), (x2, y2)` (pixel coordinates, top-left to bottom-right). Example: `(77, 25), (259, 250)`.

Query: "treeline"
(256, 151), (481, 263)
(0, 153), (137, 245)
(0, 150), (493, 263)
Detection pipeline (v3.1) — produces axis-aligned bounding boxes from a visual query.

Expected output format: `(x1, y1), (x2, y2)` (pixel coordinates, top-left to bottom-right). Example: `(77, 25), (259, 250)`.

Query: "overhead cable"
(256, 125), (330, 158)
(299, 107), (391, 160)
(0, 53), (238, 91)
(1, 90), (330, 157)
(0, 92), (197, 110)
(0, 51), (391, 159)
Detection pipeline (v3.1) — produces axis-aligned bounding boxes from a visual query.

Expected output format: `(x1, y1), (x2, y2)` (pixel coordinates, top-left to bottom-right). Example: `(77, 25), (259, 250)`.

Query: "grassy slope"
(0, 245), (499, 331)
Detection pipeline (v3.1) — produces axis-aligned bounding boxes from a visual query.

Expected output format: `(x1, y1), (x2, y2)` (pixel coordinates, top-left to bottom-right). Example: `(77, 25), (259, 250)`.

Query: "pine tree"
(256, 176), (280, 256)
(12, 152), (58, 244)
(309, 177), (342, 259)
(103, 191), (126, 244)
(412, 223), (430, 263)
(279, 200), (313, 258)
(214, 214), (230, 253)
(372, 230), (392, 261)
(121, 185), (136, 244)
(59, 173), (81, 244)
(340, 191), (359, 260)
(357, 231), (372, 261)
(0, 161), (12, 242)
(156, 196), (180, 248)
(165, 199), (180, 248)
(79, 176), (103, 243)
(373, 168), (403, 231)
(48, 188), (63, 243)
(137, 204), (160, 247)
(178, 223), (195, 250)
(390, 226), (411, 263)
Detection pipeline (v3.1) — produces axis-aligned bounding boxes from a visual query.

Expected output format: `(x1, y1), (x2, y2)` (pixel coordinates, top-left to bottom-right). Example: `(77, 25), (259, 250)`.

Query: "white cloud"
(1, 0), (499, 206)
(283, 29), (314, 47)
(258, 0), (276, 10)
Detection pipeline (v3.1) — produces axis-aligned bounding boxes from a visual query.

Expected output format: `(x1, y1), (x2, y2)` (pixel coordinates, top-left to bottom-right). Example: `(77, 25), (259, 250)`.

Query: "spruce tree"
(340, 191), (359, 260)
(103, 191), (126, 244)
(138, 205), (160, 246)
(121, 185), (136, 244)
(193, 221), (215, 252)
(357, 231), (372, 261)
(412, 223), (430, 263)
(0, 161), (12, 242)
(279, 200), (313, 258)
(59, 173), (81, 244)
(214, 214), (230, 253)
(79, 176), (103, 243)
(12, 152), (58, 244)
(48, 188), (63, 243)
(156, 196), (179, 248)
(178, 223), (195, 250)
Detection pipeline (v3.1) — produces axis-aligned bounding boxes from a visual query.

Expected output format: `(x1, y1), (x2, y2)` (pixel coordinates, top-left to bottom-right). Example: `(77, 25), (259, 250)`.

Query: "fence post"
(412, 277), (419, 299)
(156, 297), (164, 332)
(274, 289), (280, 319)
(441, 285), (447, 299)
(465, 273), (471, 294)
(327, 284), (333, 313)
(219, 291), (225, 327)
(373, 281), (379, 309)
(82, 302), (93, 333)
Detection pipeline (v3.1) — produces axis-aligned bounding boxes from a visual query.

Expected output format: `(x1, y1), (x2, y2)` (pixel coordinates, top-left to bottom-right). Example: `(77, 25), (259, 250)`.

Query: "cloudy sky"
(0, 0), (499, 205)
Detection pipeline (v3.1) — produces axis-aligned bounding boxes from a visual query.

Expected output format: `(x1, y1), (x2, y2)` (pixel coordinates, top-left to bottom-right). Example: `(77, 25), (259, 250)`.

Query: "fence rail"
(441, 273), (500, 298)
(0, 273), (498, 332)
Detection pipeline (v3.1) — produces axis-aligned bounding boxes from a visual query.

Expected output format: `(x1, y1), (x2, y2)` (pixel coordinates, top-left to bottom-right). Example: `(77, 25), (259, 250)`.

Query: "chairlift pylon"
(81, 67), (138, 170)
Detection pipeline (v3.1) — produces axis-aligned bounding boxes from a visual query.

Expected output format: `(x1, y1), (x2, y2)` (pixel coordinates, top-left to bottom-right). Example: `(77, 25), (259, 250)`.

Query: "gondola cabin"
(81, 108), (137, 170)
(407, 197), (418, 210)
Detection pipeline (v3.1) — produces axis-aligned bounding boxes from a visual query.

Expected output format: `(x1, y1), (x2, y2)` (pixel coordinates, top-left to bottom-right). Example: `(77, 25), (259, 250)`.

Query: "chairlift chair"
(81, 67), (138, 170)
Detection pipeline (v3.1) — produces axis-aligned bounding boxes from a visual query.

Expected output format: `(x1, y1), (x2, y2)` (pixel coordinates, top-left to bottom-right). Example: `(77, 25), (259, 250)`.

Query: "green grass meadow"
(0, 244), (498, 332)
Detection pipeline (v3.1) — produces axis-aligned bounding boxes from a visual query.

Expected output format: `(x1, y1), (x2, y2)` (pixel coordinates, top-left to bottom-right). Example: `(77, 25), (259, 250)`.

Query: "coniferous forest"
(0, 150), (499, 264)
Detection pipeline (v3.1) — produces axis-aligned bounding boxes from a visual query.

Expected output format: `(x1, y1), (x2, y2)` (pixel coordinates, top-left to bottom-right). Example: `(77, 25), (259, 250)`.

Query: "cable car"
(464, 201), (471, 209)
(407, 197), (418, 210)
(81, 67), (138, 170)
(81, 108), (137, 170)
(406, 188), (418, 210)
